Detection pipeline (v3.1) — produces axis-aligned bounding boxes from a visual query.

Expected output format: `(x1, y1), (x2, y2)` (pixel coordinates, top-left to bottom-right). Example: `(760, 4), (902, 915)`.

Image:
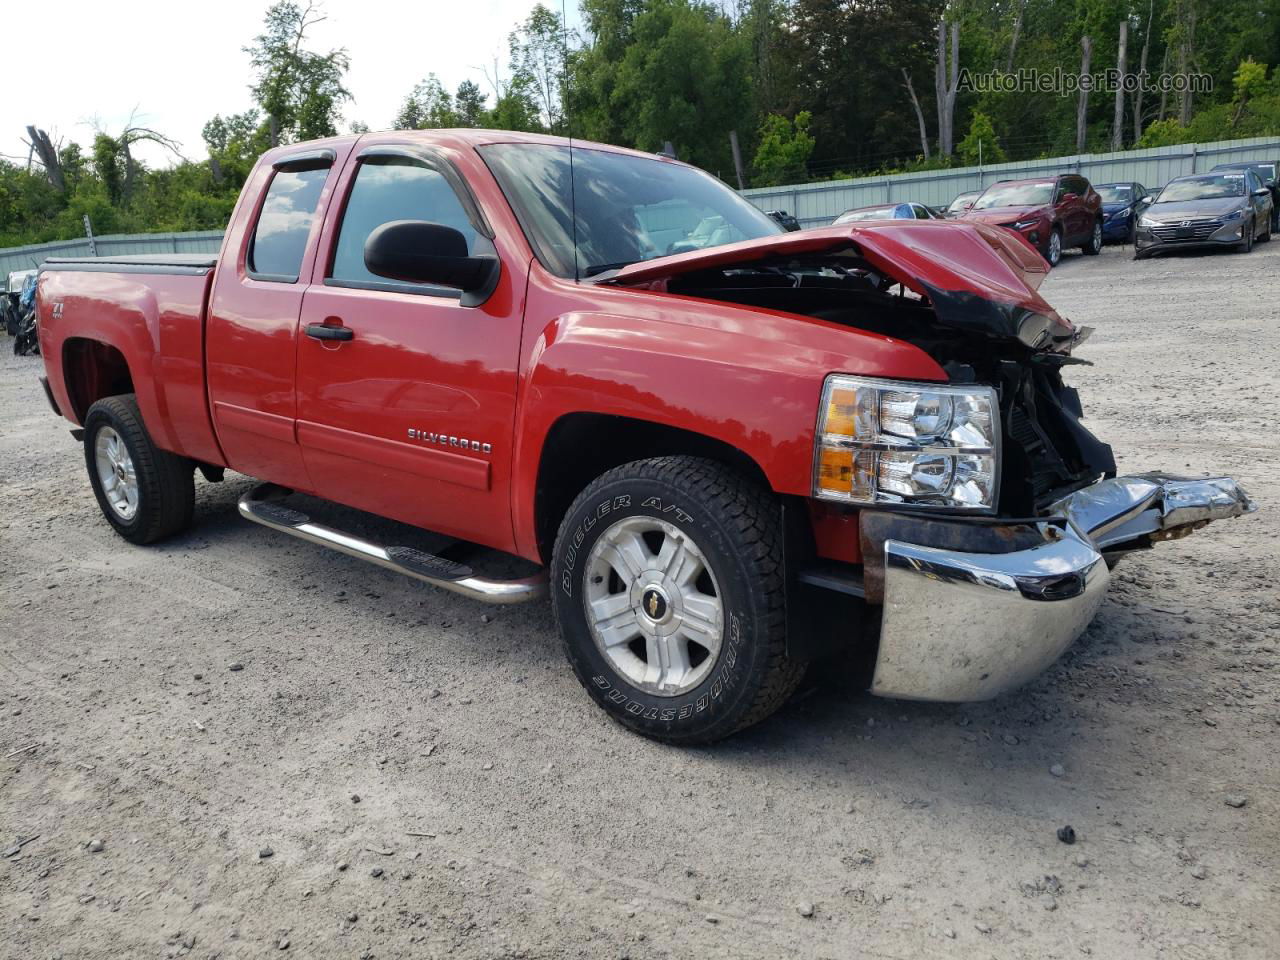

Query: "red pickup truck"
(35, 130), (1253, 743)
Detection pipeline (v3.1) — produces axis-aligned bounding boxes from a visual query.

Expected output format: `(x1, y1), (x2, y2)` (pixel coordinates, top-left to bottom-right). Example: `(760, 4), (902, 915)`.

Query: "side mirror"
(1059, 192), (1079, 204)
(1253, 187), (1271, 197)
(1140, 196), (1153, 204)
(364, 220), (499, 305)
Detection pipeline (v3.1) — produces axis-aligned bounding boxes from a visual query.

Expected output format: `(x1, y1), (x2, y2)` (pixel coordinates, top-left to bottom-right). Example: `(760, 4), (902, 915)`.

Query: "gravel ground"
(2, 241), (1278, 960)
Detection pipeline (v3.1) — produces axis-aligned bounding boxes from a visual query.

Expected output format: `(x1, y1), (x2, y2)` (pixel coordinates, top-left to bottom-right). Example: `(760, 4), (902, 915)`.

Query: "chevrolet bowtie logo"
(647, 593), (660, 617)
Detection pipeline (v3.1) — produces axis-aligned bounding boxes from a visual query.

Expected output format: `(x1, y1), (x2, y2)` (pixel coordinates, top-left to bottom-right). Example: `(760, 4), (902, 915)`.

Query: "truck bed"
(38, 256), (224, 467)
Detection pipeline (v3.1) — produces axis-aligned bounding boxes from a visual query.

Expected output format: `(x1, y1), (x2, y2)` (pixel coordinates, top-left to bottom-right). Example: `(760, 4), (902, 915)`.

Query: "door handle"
(305, 321), (354, 342)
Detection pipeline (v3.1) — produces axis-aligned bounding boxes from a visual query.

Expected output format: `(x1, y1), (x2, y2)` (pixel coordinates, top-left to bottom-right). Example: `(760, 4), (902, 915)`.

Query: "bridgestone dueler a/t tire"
(551, 456), (806, 744)
(83, 394), (195, 545)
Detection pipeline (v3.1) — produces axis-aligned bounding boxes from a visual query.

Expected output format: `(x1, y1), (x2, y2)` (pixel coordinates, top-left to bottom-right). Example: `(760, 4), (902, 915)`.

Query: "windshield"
(973, 182), (1054, 209)
(1156, 174), (1246, 202)
(478, 143), (781, 278)
(1096, 184), (1133, 203)
(834, 206), (899, 223)
(947, 193), (978, 212)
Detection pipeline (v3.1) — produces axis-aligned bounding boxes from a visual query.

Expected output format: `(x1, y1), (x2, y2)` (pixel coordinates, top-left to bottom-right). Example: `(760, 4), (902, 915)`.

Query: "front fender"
(509, 277), (947, 559)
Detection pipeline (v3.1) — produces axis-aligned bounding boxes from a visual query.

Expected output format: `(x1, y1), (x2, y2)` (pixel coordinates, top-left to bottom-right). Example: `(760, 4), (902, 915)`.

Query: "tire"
(1259, 215), (1272, 243)
(83, 394), (194, 544)
(1082, 218), (1103, 255)
(1045, 228), (1063, 267)
(1235, 221), (1254, 254)
(550, 456), (806, 744)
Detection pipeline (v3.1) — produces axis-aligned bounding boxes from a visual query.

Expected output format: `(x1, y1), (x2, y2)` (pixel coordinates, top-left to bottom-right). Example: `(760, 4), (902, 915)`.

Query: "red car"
(962, 175), (1104, 267)
(34, 131), (1251, 743)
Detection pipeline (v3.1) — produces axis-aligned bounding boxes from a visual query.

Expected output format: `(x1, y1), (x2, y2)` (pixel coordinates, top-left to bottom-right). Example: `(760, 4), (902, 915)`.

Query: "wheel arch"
(531, 412), (772, 565)
(61, 337), (135, 423)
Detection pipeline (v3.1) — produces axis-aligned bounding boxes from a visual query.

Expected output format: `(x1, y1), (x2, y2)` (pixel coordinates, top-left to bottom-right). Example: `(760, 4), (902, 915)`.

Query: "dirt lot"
(2, 241), (1278, 960)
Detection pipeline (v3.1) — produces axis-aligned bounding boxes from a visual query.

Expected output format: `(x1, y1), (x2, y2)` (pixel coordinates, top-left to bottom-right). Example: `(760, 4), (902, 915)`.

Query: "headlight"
(1138, 215), (1160, 227)
(1012, 218), (1040, 230)
(1109, 208), (1131, 221)
(1222, 207), (1244, 221)
(814, 375), (1000, 511)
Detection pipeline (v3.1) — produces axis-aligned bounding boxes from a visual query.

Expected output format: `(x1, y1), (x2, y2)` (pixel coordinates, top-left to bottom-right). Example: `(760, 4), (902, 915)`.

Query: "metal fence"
(743, 135), (1280, 227)
(0, 230), (225, 285)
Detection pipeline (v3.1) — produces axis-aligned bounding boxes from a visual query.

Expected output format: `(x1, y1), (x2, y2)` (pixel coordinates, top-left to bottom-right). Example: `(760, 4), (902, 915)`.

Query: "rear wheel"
(551, 456), (806, 743)
(1082, 218), (1103, 255)
(83, 394), (194, 544)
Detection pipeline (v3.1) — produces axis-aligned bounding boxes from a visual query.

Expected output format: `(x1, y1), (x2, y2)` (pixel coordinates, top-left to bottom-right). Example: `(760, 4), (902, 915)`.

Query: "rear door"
(293, 142), (523, 552)
(206, 146), (349, 490)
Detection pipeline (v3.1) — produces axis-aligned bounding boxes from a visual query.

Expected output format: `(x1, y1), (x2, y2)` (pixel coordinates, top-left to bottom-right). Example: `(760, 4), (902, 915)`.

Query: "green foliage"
(245, 1), (351, 144)
(751, 111), (814, 186)
(8, 0), (1280, 250)
(957, 111), (1006, 166)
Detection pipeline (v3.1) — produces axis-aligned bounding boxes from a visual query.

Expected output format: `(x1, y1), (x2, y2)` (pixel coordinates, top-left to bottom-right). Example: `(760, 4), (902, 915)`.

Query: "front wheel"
(1045, 228), (1063, 267)
(83, 394), (194, 544)
(1236, 221), (1254, 254)
(1082, 219), (1103, 255)
(551, 457), (806, 743)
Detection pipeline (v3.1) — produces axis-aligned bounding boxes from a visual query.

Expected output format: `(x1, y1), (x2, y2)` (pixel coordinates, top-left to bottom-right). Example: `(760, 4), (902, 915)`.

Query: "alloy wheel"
(94, 426), (139, 520)
(582, 516), (723, 697)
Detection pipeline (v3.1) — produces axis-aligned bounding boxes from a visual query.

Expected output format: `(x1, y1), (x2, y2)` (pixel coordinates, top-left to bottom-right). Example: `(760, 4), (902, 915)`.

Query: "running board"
(238, 484), (547, 605)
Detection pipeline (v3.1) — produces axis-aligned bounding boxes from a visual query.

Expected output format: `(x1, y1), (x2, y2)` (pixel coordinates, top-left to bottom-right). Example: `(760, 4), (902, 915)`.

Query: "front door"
(294, 143), (523, 553)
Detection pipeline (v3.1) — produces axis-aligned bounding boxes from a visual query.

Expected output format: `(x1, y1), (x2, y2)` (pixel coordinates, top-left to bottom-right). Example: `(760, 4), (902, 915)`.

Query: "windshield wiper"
(582, 260), (640, 278)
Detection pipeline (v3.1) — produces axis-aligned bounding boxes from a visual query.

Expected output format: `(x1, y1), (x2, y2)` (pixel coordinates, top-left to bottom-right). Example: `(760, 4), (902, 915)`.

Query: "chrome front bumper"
(869, 473), (1255, 702)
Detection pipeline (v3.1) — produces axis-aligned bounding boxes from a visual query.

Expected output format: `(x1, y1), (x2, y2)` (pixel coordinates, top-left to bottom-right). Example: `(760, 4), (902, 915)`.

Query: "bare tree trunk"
(1077, 36), (1093, 153)
(210, 155), (224, 187)
(1112, 21), (1128, 150)
(1005, 0), (1027, 72)
(268, 114), (280, 148)
(25, 126), (65, 192)
(902, 69), (931, 160)
(935, 20), (960, 156)
(1131, 0), (1154, 143)
(1178, 4), (1196, 124)
(1158, 45), (1170, 120)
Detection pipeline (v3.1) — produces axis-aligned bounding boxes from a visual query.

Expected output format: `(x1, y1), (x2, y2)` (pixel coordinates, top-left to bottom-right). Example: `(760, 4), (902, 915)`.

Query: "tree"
(455, 81), (488, 127)
(1077, 34), (1093, 152)
(394, 75), (459, 129)
(245, 1), (351, 145)
(510, 4), (571, 131)
(1231, 57), (1268, 127)
(751, 111), (814, 186)
(935, 19), (960, 156)
(957, 110), (1005, 165)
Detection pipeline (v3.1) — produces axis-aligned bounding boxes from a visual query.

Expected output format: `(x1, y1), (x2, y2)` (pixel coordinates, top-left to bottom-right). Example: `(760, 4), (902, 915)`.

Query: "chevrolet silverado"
(35, 130), (1254, 743)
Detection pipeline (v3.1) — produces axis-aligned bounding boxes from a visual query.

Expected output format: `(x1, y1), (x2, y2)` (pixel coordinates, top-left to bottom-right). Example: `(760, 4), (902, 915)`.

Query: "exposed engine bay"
(664, 252), (1117, 516)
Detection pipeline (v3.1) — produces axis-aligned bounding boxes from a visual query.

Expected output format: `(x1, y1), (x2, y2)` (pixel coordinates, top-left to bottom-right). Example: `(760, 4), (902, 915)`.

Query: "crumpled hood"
(1143, 197), (1248, 221)
(604, 220), (1079, 352)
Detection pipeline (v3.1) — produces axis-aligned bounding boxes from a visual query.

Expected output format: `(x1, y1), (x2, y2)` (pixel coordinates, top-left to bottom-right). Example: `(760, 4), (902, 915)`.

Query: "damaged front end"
(606, 220), (1258, 702)
(859, 474), (1254, 701)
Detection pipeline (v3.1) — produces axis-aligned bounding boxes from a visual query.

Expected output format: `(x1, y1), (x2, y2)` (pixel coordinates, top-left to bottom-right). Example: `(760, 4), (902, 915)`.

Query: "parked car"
(944, 190), (981, 218)
(1094, 181), (1152, 244)
(1211, 160), (1280, 232)
(962, 175), (1103, 267)
(35, 131), (1253, 743)
(1135, 170), (1274, 259)
(833, 202), (939, 224)
(765, 209), (801, 231)
(5, 268), (36, 336)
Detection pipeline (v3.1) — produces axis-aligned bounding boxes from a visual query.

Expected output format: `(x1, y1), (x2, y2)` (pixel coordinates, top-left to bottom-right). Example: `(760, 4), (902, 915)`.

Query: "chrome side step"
(238, 484), (547, 605)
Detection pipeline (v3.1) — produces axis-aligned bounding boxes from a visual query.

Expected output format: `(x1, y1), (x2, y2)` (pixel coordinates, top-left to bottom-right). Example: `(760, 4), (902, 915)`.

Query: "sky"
(2, 0), (579, 169)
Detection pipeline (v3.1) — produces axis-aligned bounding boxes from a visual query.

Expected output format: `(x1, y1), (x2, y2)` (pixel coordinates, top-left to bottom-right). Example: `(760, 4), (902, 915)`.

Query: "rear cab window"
(248, 166), (329, 282)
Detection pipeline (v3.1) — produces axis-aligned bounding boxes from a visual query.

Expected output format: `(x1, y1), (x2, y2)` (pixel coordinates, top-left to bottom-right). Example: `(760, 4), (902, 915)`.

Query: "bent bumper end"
(868, 473), (1254, 702)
